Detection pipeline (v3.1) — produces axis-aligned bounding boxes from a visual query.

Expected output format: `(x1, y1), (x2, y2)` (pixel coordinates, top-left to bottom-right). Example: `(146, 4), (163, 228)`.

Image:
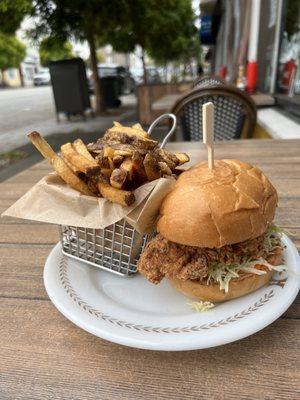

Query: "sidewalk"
(0, 89), (137, 153)
(0, 95), (137, 182)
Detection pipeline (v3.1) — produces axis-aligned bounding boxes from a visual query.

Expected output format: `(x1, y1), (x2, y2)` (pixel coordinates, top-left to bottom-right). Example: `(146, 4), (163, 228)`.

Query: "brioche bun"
(158, 160), (277, 248)
(169, 269), (274, 303)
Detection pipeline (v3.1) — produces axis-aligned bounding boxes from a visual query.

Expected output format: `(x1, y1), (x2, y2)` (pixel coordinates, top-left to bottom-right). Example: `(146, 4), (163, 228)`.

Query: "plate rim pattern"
(59, 255), (281, 334)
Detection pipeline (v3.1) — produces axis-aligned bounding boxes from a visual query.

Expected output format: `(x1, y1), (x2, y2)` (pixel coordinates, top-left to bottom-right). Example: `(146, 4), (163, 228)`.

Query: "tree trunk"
(141, 48), (148, 84)
(87, 33), (105, 114)
(0, 69), (6, 87)
(164, 64), (168, 82)
(18, 65), (24, 87)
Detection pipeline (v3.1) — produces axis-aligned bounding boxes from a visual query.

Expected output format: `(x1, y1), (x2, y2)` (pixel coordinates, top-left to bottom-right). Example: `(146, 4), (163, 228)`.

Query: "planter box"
(137, 82), (191, 125)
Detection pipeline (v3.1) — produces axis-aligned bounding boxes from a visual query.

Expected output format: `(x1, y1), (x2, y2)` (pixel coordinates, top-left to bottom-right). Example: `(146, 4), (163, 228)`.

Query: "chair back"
(192, 75), (226, 89)
(171, 86), (256, 141)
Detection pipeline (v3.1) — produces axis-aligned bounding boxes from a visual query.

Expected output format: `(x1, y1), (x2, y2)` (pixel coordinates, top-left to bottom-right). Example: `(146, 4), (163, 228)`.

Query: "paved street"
(0, 86), (136, 153)
(0, 86), (54, 136)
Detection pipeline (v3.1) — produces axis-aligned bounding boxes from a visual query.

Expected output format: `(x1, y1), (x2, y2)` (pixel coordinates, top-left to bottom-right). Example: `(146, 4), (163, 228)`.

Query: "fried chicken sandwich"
(138, 160), (285, 302)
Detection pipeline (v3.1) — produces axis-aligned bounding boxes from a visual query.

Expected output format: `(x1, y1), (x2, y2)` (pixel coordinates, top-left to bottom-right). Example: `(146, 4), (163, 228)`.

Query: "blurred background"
(0, 0), (299, 180)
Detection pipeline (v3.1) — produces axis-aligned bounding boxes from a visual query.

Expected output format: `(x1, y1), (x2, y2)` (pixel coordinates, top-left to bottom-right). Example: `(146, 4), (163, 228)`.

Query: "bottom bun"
(168, 269), (274, 303)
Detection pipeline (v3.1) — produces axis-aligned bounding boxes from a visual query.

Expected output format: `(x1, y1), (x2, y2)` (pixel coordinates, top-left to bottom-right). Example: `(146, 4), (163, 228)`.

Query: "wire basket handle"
(147, 113), (177, 149)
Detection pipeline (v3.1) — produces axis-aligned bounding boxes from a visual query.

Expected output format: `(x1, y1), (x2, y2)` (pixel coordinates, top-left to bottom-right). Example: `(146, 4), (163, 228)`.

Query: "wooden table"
(1, 139), (300, 400)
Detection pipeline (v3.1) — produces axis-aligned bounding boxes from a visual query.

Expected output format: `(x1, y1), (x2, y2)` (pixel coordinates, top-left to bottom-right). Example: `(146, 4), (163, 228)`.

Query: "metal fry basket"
(60, 113), (177, 276)
(60, 222), (154, 276)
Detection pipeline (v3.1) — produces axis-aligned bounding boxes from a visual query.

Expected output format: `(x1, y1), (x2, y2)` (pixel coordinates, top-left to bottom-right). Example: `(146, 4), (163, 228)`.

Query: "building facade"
(200, 0), (300, 101)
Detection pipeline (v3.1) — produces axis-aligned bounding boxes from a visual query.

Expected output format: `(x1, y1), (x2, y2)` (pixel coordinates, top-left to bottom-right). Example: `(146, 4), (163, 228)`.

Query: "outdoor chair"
(192, 75), (226, 88)
(170, 85), (256, 141)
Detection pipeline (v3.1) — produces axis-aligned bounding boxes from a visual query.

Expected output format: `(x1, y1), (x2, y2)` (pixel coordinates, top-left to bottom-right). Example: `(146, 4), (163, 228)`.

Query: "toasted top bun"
(157, 160), (277, 248)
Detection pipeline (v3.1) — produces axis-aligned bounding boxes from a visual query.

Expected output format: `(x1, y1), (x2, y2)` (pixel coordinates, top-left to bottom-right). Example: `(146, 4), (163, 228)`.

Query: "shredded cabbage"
(187, 300), (215, 312)
(206, 224), (287, 293)
(267, 223), (293, 237)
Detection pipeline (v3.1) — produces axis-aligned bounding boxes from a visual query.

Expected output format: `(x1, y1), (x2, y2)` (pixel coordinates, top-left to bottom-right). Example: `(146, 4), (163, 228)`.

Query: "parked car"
(131, 66), (162, 85)
(88, 65), (135, 95)
(33, 68), (51, 86)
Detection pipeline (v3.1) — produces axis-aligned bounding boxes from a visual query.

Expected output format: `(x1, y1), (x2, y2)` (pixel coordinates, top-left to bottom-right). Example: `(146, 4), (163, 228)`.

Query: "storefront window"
(277, 0), (300, 99)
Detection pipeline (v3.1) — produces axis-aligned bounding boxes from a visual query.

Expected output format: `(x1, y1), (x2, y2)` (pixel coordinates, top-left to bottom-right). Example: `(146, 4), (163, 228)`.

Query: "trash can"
(49, 58), (91, 122)
(100, 76), (121, 108)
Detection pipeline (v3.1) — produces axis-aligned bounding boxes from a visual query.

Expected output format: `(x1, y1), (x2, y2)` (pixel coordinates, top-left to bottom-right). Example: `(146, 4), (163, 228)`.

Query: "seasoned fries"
(27, 132), (94, 196)
(131, 123), (143, 130)
(73, 138), (96, 162)
(61, 143), (100, 177)
(103, 145), (115, 159)
(107, 125), (149, 139)
(62, 155), (81, 175)
(158, 161), (172, 175)
(110, 168), (127, 189)
(175, 153), (190, 165)
(120, 158), (135, 180)
(143, 153), (161, 181)
(95, 153), (110, 169)
(98, 182), (135, 206)
(28, 120), (190, 206)
(103, 129), (157, 150)
(113, 121), (122, 127)
(112, 154), (124, 166)
(51, 155), (95, 196)
(28, 131), (56, 162)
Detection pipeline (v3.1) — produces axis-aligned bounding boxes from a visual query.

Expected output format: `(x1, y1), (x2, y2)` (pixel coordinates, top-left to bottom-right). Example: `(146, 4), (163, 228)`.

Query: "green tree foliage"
(39, 37), (74, 66)
(146, 1), (198, 65)
(0, 33), (26, 72)
(105, 0), (198, 82)
(31, 0), (198, 108)
(31, 0), (120, 113)
(0, 0), (32, 34)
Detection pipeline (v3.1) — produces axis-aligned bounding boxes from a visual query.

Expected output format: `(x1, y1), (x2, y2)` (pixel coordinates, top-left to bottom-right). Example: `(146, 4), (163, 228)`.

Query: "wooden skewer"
(202, 102), (214, 169)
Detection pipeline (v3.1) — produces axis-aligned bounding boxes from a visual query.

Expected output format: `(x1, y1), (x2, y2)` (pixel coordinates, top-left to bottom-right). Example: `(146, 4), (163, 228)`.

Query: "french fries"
(112, 154), (124, 166)
(113, 121), (122, 127)
(175, 153), (190, 165)
(132, 136), (158, 150)
(95, 153), (110, 169)
(106, 125), (149, 139)
(98, 182), (135, 206)
(73, 138), (96, 162)
(103, 145), (115, 159)
(158, 161), (172, 175)
(27, 132), (94, 196)
(143, 153), (161, 181)
(154, 148), (178, 169)
(27, 120), (190, 206)
(104, 129), (157, 150)
(28, 131), (56, 161)
(132, 123), (143, 130)
(62, 155), (81, 174)
(61, 143), (100, 177)
(114, 149), (133, 157)
(101, 168), (113, 178)
(110, 168), (127, 189)
(51, 155), (95, 196)
(120, 158), (135, 180)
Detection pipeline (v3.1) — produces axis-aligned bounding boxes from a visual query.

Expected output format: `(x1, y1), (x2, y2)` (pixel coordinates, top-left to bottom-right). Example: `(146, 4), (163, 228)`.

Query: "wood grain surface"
(0, 139), (299, 400)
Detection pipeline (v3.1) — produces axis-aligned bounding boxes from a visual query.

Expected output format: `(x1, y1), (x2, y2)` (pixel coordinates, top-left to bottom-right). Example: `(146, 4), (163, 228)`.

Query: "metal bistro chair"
(192, 74), (226, 89)
(171, 85), (256, 141)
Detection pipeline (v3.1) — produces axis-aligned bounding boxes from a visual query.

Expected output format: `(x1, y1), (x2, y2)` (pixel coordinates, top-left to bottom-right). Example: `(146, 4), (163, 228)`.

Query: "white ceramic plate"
(44, 234), (300, 351)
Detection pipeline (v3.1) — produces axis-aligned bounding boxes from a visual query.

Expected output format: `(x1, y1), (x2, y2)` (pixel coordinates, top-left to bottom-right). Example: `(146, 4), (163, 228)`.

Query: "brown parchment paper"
(2, 173), (175, 234)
